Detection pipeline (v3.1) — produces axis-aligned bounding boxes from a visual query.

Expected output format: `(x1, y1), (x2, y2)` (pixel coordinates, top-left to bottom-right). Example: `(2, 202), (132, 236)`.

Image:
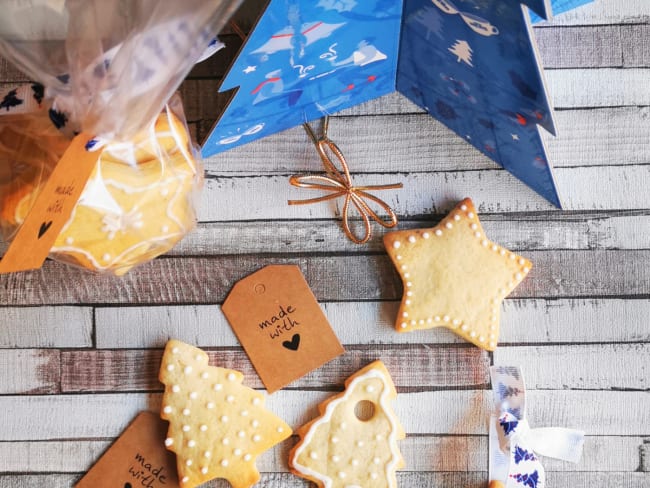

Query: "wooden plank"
(495, 344), (650, 390)
(0, 435), (642, 473)
(621, 24), (650, 68)
(0, 390), (647, 440)
(202, 107), (650, 173)
(96, 299), (650, 349)
(0, 350), (59, 394)
(60, 344), (648, 393)
(538, 0), (650, 26)
(60, 346), (489, 392)
(0, 306), (92, 348)
(3, 250), (649, 305)
(535, 25), (622, 68)
(172, 214), (650, 255)
(196, 167), (650, 220)
(1, 473), (649, 488)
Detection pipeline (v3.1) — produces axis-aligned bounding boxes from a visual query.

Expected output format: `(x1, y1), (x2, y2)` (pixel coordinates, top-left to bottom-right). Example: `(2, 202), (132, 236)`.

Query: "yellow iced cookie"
(383, 198), (532, 350)
(159, 340), (292, 488)
(290, 360), (405, 488)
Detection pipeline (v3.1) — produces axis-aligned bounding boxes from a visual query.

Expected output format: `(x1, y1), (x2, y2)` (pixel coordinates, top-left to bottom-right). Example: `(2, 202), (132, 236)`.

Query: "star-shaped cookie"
(383, 198), (532, 350)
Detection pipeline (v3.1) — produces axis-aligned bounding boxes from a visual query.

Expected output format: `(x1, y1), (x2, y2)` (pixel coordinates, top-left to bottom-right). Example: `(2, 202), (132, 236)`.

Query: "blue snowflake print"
(495, 366), (520, 380)
(498, 382), (523, 399)
(513, 445), (537, 464)
(85, 138), (99, 151)
(499, 417), (518, 436)
(510, 470), (540, 488)
(0, 89), (23, 111)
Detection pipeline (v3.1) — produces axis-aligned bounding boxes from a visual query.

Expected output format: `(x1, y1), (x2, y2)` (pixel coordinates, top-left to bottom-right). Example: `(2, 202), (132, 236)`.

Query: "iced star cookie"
(159, 340), (292, 488)
(289, 360), (404, 488)
(383, 198), (532, 351)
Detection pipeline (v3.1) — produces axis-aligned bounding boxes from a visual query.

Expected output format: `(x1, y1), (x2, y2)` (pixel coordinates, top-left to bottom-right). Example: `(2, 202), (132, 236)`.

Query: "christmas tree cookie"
(383, 198), (532, 351)
(159, 340), (292, 488)
(289, 360), (404, 487)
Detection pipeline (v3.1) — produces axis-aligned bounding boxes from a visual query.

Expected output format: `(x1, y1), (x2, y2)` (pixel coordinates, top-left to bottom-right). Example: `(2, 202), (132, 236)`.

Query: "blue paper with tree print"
(203, 0), (593, 208)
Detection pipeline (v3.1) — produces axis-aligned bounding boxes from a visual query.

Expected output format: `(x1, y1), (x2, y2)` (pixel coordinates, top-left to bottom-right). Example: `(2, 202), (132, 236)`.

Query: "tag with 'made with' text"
(222, 264), (344, 393)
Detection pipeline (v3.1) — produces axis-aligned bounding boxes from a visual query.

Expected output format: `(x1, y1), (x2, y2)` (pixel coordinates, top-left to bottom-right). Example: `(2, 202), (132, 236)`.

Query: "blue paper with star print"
(203, 0), (592, 208)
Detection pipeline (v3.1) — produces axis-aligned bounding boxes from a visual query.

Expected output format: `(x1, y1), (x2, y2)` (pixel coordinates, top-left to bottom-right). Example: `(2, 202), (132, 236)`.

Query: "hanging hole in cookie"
(254, 283), (266, 294)
(354, 400), (376, 421)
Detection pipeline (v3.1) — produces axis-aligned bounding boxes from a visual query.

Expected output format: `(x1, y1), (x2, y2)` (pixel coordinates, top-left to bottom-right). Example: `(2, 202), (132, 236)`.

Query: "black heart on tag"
(282, 334), (300, 351)
(38, 221), (53, 239)
(124, 483), (132, 488)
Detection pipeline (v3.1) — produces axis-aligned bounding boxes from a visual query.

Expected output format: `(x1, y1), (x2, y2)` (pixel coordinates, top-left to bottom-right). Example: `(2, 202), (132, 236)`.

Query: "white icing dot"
(204, 451), (211, 458)
(352, 458), (359, 466)
(373, 457), (381, 464)
(240, 410), (249, 417)
(393, 241), (401, 249)
(186, 459), (193, 467)
(400, 322), (407, 329)
(161, 188), (169, 197)
(452, 319), (460, 326)
(332, 455), (340, 462)
(252, 397), (261, 405)
(404, 272), (410, 278)
(427, 317), (433, 324)
(492, 245), (498, 251)
(481, 239), (488, 247)
(331, 436), (339, 443)
(201, 467), (208, 475)
(213, 384), (222, 391)
(102, 253), (111, 262)
(523, 267), (530, 273)
(226, 395), (235, 403)
(516, 273), (523, 280)
(189, 391), (198, 400)
(182, 425), (190, 432)
(461, 324), (469, 331)
(253, 434), (261, 442)
(221, 459), (229, 467)
(460, 204), (467, 211)
(376, 434), (383, 440)
(468, 212), (474, 218)
(423, 232), (430, 239)
(310, 452), (318, 460)
(340, 422), (347, 429)
(408, 235), (416, 243)
(435, 229), (443, 236)
(356, 440), (364, 447)
(182, 408), (190, 416)
(500, 249), (507, 256)
(510, 254), (516, 260)
(446, 222), (453, 229)
(163, 406), (172, 414)
(222, 438), (230, 445)
(371, 472), (378, 480)
(234, 448), (243, 456)
(401, 264), (407, 270)
(479, 336), (486, 343)
(277, 426), (284, 433)
(188, 440), (196, 447)
(200, 424), (207, 432)
(366, 385), (375, 393)
(227, 373), (236, 381)
(396, 255), (402, 260)
(338, 471), (346, 479)
(471, 223), (478, 230)
(475, 232), (481, 238)
(470, 331), (477, 338)
(181, 476), (189, 484)
(410, 320), (416, 326)
(65, 237), (74, 245)
(220, 415), (228, 423)
(418, 319), (424, 325)
(490, 325), (496, 331)
(519, 258), (526, 265)
(207, 402), (215, 409)
(406, 281), (412, 287)
(454, 214), (461, 221)
(194, 354), (203, 361)
(489, 341), (496, 348)
(489, 334), (496, 340)
(238, 430), (246, 438)
(406, 290), (412, 297)
(405, 299), (411, 305)
(172, 347), (179, 354)
(443, 315), (450, 322)
(251, 419), (260, 428)
(164, 438), (173, 446)
(434, 316), (441, 322)
(402, 312), (408, 318)
(201, 372), (209, 379)
(184, 365), (192, 375)
(244, 454), (252, 461)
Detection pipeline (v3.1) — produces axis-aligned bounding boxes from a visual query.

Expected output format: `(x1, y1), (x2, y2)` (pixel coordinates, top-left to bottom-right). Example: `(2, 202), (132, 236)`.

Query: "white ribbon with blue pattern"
(489, 366), (585, 488)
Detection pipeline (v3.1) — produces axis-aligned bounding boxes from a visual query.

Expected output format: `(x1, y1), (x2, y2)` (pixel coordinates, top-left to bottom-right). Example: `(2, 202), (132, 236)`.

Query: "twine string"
(288, 117), (403, 244)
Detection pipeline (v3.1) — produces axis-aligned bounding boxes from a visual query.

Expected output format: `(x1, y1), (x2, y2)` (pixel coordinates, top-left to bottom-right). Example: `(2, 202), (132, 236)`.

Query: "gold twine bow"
(288, 117), (403, 244)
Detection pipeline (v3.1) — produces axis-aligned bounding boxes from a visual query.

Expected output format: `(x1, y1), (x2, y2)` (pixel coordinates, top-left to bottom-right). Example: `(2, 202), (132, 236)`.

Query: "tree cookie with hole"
(159, 340), (292, 488)
(383, 198), (532, 351)
(289, 360), (404, 487)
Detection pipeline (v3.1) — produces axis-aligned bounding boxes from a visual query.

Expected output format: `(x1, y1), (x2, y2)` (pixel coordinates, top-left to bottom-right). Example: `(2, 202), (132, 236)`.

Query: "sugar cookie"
(290, 360), (404, 487)
(383, 198), (532, 350)
(159, 340), (292, 488)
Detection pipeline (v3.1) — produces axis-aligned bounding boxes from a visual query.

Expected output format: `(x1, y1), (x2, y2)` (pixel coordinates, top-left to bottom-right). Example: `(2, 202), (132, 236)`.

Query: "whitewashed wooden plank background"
(0, 0), (649, 487)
